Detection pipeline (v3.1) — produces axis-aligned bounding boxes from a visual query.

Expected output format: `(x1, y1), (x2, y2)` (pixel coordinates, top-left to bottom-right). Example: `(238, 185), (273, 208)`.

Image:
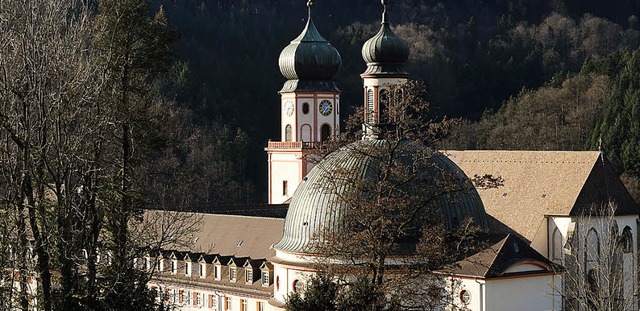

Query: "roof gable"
(448, 234), (560, 278)
(447, 150), (639, 242)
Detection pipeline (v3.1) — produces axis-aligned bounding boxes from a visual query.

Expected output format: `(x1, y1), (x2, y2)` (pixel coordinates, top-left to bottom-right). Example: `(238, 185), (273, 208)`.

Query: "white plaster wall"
(485, 275), (560, 311)
(269, 152), (303, 204)
(451, 278), (485, 311)
(272, 263), (315, 304)
(530, 217), (548, 257)
(148, 282), (270, 311)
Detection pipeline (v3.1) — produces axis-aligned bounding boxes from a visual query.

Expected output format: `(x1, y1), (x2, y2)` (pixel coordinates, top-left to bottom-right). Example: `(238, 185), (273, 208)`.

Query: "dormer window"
(171, 260), (177, 275)
(245, 269), (253, 284)
(261, 271), (269, 287)
(215, 264), (221, 280)
(185, 261), (192, 277)
(259, 261), (273, 287)
(157, 259), (164, 272)
(144, 256), (151, 271)
(230, 267), (237, 282)
(199, 263), (206, 278)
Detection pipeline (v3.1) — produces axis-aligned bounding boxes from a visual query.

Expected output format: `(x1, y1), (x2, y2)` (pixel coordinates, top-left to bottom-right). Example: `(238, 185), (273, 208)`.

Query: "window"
(321, 124), (331, 142)
(257, 301), (265, 311)
(184, 290), (192, 306)
(283, 180), (288, 196)
(276, 276), (280, 290)
(225, 297), (231, 311)
(195, 292), (202, 306)
(215, 264), (221, 280)
(240, 299), (247, 311)
(157, 259), (164, 272)
(302, 102), (309, 114)
(285, 124), (292, 142)
(185, 261), (192, 276)
(246, 269), (253, 284)
(459, 290), (471, 305)
(367, 88), (374, 123)
(200, 263), (206, 278)
(144, 257), (151, 271)
(586, 228), (600, 265)
(230, 267), (237, 282)
(552, 228), (563, 262)
(208, 294), (215, 308)
(261, 271), (269, 286)
(379, 89), (389, 123)
(179, 290), (184, 304)
(171, 260), (177, 274)
(621, 226), (633, 253)
(293, 280), (304, 293)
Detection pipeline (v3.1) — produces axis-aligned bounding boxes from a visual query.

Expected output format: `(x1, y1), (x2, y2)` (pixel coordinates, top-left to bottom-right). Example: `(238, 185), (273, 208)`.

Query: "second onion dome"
(278, 2), (342, 93)
(361, 1), (410, 76)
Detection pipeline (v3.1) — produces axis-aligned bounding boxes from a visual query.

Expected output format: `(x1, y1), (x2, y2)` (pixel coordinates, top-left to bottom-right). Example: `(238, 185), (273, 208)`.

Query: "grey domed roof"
(278, 16), (342, 93)
(361, 7), (410, 76)
(274, 140), (488, 254)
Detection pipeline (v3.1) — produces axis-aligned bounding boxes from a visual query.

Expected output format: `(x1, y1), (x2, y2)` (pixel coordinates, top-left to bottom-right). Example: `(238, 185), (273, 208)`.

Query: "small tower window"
(302, 102), (309, 114)
(321, 124), (331, 142)
(285, 124), (292, 142)
(367, 89), (375, 123)
(379, 89), (389, 123)
(283, 180), (288, 196)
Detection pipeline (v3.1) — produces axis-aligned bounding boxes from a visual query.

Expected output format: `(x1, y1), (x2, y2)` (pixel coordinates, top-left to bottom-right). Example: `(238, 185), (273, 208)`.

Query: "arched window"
(302, 102), (310, 114)
(552, 228), (563, 263)
(367, 89), (375, 123)
(621, 226), (633, 253)
(586, 228), (600, 265)
(379, 89), (389, 123)
(321, 124), (331, 142)
(285, 124), (292, 142)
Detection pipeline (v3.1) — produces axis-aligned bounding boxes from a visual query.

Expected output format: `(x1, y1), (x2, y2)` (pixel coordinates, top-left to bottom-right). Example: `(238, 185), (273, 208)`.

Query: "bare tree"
(558, 202), (638, 311)
(288, 81), (498, 310)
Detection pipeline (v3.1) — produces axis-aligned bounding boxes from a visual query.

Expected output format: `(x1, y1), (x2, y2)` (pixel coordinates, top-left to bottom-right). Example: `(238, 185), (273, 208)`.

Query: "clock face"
(284, 100), (294, 116)
(319, 100), (332, 116)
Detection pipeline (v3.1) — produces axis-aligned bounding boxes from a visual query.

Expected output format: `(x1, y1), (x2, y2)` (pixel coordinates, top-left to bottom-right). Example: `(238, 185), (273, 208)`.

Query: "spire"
(381, 0), (388, 24)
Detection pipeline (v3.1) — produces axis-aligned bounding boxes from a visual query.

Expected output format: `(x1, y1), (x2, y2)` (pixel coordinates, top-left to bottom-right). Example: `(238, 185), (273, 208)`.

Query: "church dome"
(361, 10), (410, 76)
(278, 16), (342, 92)
(274, 140), (488, 254)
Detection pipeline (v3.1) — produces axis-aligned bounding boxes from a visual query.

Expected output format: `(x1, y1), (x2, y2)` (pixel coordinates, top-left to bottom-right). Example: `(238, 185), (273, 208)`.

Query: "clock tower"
(265, 1), (342, 204)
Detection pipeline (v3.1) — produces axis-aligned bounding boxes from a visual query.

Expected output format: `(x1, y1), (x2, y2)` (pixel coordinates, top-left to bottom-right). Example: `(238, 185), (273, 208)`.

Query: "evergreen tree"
(591, 50), (640, 178)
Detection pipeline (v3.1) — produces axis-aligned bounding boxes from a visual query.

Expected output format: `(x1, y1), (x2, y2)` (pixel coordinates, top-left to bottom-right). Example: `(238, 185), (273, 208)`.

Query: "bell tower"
(361, 0), (410, 140)
(266, 1), (342, 204)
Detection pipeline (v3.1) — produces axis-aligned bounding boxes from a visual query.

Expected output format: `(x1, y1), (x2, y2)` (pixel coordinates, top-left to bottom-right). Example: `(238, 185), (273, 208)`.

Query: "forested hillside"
(151, 0), (640, 203)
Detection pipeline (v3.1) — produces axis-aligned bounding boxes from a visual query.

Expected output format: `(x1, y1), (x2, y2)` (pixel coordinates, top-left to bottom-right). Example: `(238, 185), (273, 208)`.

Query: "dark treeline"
(151, 0), (640, 203)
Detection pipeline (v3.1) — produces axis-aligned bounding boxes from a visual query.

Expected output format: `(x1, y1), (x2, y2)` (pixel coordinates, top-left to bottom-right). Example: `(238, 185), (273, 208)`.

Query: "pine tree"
(591, 50), (640, 178)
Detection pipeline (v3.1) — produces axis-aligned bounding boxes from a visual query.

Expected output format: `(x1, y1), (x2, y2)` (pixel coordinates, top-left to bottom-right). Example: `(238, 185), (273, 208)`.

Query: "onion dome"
(278, 2), (342, 93)
(361, 1), (410, 76)
(274, 140), (488, 254)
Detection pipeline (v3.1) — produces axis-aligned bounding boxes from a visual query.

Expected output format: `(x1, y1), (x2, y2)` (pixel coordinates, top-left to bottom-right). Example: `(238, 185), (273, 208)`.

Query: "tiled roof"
(447, 234), (560, 278)
(146, 211), (284, 260)
(447, 150), (640, 242)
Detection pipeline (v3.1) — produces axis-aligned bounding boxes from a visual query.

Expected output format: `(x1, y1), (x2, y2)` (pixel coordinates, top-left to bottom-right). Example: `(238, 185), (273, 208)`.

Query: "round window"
(293, 279), (304, 293)
(302, 102), (310, 114)
(459, 289), (471, 304)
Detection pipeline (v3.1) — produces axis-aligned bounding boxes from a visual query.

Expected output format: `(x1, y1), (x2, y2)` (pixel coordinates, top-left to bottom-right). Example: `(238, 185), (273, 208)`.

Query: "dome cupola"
(361, 0), (409, 76)
(274, 140), (488, 255)
(278, 1), (342, 92)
